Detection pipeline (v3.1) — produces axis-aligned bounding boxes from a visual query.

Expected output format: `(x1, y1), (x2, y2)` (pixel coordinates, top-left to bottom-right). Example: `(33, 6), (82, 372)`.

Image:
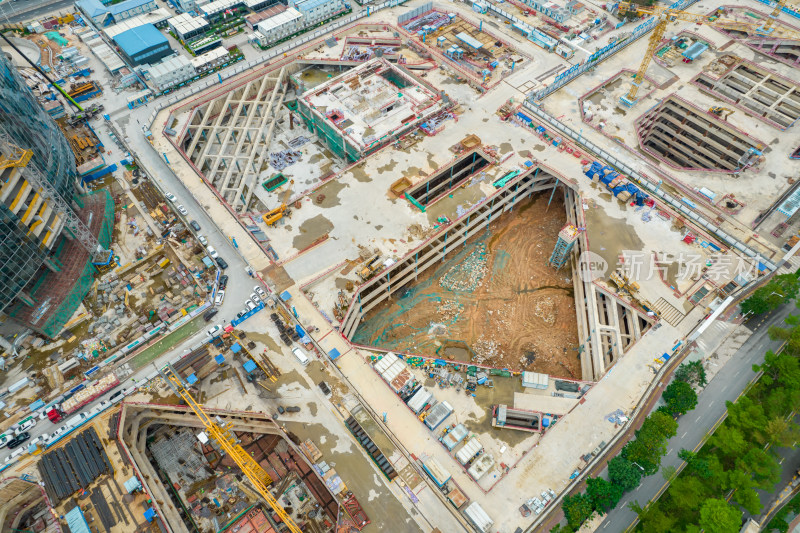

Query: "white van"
(291, 347), (310, 366)
(65, 413), (88, 430)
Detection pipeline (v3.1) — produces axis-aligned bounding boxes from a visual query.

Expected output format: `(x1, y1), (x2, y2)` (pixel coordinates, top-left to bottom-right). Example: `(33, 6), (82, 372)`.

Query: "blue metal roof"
(76, 0), (109, 18)
(243, 360), (257, 373)
(65, 507), (91, 533)
(295, 0), (331, 10)
(456, 31), (483, 50)
(109, 0), (154, 15)
(113, 24), (168, 56)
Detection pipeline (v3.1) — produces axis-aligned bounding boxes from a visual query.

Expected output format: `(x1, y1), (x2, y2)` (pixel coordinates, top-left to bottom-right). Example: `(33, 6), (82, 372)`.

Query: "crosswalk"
(652, 297), (686, 326)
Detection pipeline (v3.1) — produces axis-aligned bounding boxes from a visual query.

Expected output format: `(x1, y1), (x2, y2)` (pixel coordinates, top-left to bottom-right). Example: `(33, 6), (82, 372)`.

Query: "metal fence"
(520, 100), (777, 270)
(147, 0), (409, 124)
(398, 2), (433, 24)
(528, 0), (699, 101)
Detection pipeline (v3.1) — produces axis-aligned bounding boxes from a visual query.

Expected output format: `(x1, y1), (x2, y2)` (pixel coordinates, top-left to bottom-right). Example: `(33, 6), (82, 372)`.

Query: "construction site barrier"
(519, 100), (777, 270)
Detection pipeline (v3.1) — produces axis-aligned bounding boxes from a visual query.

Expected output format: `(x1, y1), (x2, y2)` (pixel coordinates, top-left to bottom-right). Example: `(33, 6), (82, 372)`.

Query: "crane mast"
(160, 365), (304, 533)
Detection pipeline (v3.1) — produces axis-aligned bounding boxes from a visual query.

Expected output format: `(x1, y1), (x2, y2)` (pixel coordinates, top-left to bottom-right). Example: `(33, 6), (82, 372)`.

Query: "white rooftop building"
(253, 8), (303, 45)
(148, 54), (197, 91)
(168, 12), (210, 41)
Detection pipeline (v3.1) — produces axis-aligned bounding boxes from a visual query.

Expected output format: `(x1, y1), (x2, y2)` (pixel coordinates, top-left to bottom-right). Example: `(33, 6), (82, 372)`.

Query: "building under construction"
(117, 402), (351, 533)
(0, 53), (114, 338)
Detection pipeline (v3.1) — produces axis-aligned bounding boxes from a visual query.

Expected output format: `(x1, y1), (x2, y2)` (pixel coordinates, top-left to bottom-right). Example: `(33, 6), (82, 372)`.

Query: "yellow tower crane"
(159, 364), (302, 533)
(617, 1), (800, 106)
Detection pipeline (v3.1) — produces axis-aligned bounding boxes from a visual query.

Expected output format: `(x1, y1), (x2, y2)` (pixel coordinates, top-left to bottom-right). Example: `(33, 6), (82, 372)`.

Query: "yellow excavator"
(709, 106), (734, 120)
(262, 187), (293, 226)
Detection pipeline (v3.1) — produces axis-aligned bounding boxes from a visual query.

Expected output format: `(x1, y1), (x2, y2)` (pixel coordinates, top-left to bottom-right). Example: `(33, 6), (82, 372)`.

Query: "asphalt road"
(0, 0), (74, 23)
(598, 303), (798, 531)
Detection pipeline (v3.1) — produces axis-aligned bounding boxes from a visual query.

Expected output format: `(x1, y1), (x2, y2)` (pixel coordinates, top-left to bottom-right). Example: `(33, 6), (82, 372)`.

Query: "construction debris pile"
(439, 243), (488, 292)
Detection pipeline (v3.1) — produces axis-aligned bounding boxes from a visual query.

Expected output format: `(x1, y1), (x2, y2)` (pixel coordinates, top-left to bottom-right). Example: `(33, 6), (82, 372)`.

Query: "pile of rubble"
(472, 334), (504, 365)
(533, 297), (557, 325)
(437, 299), (461, 321)
(439, 243), (488, 292)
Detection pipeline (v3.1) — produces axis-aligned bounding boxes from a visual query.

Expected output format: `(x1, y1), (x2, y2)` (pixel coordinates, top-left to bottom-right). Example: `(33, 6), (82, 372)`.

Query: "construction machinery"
(608, 268), (656, 313)
(709, 106), (734, 120)
(358, 253), (383, 281)
(159, 364), (302, 533)
(616, 1), (800, 106)
(263, 187), (293, 226)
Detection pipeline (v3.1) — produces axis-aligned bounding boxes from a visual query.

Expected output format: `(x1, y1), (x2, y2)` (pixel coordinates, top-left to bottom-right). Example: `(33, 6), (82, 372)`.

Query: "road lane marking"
(681, 431), (687, 439)
(696, 415), (702, 422)
(708, 401), (714, 407)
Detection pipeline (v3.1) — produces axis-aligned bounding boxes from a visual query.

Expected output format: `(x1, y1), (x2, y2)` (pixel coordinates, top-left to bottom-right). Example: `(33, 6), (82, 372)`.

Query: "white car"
(207, 325), (223, 337)
(165, 192), (177, 203)
(28, 436), (46, 448)
(250, 292), (261, 303)
(15, 418), (36, 435)
(122, 387), (137, 397)
(215, 290), (225, 306)
(206, 245), (219, 259)
(198, 235), (208, 246)
(95, 400), (111, 413)
(254, 286), (267, 299)
(0, 433), (11, 449)
(177, 204), (188, 216)
(245, 299), (257, 311)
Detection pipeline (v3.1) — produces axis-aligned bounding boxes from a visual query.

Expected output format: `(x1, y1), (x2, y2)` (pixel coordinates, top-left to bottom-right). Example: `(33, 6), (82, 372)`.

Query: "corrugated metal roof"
(65, 507), (91, 533)
(109, 0), (156, 16)
(456, 31), (483, 50)
(104, 8), (172, 40)
(114, 24), (168, 56)
(76, 0), (108, 18)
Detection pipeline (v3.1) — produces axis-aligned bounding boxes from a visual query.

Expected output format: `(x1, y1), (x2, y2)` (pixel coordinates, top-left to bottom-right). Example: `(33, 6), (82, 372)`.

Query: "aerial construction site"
(2, 0), (800, 532)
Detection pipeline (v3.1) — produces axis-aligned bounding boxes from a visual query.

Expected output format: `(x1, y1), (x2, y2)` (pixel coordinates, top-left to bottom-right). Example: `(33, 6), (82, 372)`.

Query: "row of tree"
(634, 316), (800, 532)
(550, 362), (703, 531)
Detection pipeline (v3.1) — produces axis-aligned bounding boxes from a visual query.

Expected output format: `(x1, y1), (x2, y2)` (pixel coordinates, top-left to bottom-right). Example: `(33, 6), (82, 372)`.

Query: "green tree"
(674, 360), (708, 387)
(663, 380), (698, 416)
(607, 456), (642, 491)
(623, 411), (678, 475)
(765, 417), (800, 447)
(698, 498), (742, 533)
(710, 424), (749, 459)
(738, 447), (781, 489)
(586, 477), (623, 513)
(562, 493), (594, 529)
(678, 449), (713, 480)
(742, 274), (800, 315)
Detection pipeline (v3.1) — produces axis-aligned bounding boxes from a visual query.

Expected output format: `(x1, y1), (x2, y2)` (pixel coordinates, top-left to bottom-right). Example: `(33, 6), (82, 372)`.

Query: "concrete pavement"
(597, 303), (798, 531)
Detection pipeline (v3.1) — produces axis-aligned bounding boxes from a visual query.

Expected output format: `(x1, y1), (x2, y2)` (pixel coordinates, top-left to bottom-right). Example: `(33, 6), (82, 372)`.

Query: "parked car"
(203, 308), (219, 322)
(198, 235), (208, 246)
(109, 391), (124, 404)
(165, 192), (177, 203)
(245, 299), (257, 311)
(215, 290), (225, 306)
(207, 325), (223, 338)
(206, 245), (219, 259)
(7, 432), (30, 449)
(236, 311), (245, 320)
(0, 433), (11, 449)
(189, 220), (201, 231)
(215, 257), (228, 270)
(254, 286), (267, 299)
(250, 292), (261, 303)
(177, 204), (188, 216)
(15, 417), (36, 435)
(121, 387), (136, 397)
(219, 275), (229, 289)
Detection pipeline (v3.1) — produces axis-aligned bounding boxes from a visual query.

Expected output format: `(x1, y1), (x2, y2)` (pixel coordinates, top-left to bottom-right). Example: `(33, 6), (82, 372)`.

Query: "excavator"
(709, 106), (734, 120)
(262, 187), (293, 226)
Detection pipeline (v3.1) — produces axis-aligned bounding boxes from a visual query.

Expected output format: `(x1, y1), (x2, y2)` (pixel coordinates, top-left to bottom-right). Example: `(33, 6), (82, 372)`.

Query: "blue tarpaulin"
(214, 354), (225, 364)
(230, 342), (241, 353)
(243, 360), (257, 373)
(28, 399), (45, 412)
(144, 508), (156, 522)
(328, 348), (341, 360)
(280, 290), (292, 301)
(186, 373), (198, 384)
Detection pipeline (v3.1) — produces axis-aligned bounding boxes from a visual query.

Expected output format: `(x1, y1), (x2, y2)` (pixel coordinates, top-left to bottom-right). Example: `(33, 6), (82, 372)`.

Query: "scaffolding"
(6, 189), (115, 337)
(548, 223), (580, 269)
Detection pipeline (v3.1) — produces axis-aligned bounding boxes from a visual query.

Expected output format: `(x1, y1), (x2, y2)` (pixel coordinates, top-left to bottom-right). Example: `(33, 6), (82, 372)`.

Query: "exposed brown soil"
(354, 195), (581, 378)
